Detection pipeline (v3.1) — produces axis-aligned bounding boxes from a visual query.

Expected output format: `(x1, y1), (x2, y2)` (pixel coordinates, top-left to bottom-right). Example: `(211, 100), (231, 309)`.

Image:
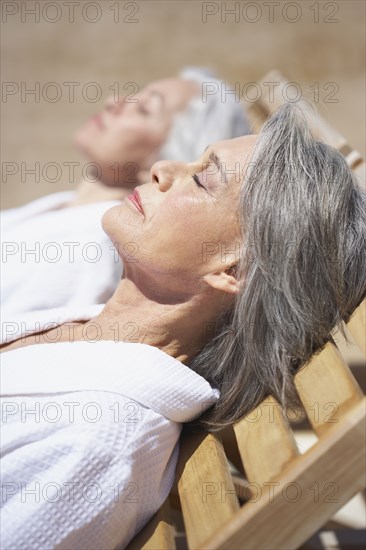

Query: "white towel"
(1, 340), (220, 549)
(1, 191), (123, 316)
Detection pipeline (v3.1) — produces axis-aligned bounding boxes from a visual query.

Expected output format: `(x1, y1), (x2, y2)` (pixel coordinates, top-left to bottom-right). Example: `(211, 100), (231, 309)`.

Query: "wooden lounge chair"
(126, 72), (366, 550)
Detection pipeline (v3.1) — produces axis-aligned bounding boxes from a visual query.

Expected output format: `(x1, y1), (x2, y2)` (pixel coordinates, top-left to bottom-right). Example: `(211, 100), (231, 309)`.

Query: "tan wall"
(1, 0), (365, 208)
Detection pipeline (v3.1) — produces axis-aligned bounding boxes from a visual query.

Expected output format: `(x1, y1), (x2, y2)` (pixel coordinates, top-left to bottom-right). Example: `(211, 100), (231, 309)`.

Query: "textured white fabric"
(1, 304), (105, 345)
(1, 191), (123, 316)
(0, 340), (220, 550)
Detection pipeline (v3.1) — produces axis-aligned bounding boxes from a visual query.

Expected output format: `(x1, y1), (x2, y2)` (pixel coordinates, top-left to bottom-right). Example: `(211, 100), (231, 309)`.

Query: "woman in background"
(1, 67), (250, 317)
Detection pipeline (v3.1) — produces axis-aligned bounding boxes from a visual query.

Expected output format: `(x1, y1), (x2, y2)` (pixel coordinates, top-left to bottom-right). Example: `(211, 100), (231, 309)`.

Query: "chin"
(101, 203), (143, 267)
(101, 202), (138, 243)
(101, 204), (118, 233)
(73, 122), (100, 157)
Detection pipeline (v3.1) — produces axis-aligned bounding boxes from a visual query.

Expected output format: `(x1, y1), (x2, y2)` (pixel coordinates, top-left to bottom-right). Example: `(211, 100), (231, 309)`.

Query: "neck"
(90, 276), (222, 364)
(68, 179), (134, 207)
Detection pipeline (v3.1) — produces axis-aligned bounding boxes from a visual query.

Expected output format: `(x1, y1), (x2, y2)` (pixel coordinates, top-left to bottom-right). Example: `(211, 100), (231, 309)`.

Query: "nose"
(150, 160), (186, 192)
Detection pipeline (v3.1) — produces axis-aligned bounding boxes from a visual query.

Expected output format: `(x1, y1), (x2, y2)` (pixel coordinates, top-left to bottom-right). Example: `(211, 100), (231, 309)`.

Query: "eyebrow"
(207, 150), (228, 184)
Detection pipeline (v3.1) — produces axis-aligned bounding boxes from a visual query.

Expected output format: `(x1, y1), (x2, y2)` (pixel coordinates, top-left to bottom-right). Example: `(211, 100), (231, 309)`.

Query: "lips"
(127, 189), (144, 215)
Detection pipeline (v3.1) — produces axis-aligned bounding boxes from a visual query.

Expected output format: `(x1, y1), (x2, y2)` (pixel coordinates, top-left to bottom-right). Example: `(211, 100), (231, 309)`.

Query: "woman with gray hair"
(1, 103), (365, 549)
(1, 67), (250, 316)
(187, 101), (366, 432)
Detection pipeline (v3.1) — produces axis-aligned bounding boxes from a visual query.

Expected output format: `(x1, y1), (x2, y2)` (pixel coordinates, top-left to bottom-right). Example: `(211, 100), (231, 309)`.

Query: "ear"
(202, 265), (240, 295)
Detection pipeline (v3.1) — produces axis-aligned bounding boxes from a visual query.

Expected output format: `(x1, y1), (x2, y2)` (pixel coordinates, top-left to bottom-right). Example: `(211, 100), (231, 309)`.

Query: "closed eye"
(138, 104), (150, 115)
(192, 173), (206, 189)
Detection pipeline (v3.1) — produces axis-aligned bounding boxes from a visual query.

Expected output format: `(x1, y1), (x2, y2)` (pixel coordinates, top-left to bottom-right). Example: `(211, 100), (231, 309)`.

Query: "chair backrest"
(126, 71), (366, 550)
(245, 69), (365, 189)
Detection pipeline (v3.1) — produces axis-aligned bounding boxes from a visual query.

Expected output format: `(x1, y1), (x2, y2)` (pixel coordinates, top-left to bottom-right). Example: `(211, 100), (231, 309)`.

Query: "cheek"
(152, 196), (239, 269)
(104, 120), (168, 156)
(141, 197), (219, 272)
(103, 193), (240, 276)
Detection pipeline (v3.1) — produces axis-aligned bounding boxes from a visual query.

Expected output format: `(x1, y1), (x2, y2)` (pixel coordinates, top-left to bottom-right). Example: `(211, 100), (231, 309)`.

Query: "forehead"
(143, 78), (199, 111)
(212, 135), (258, 167)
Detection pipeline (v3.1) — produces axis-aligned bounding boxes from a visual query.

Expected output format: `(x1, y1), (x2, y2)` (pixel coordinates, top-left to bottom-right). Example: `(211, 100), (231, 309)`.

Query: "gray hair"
(159, 67), (251, 162)
(185, 102), (366, 433)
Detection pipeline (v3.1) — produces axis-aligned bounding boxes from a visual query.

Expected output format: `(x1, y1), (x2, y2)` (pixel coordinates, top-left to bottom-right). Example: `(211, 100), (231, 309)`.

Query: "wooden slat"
(245, 69), (365, 188)
(347, 298), (366, 356)
(125, 496), (176, 550)
(233, 395), (300, 488)
(199, 397), (366, 550)
(231, 474), (255, 504)
(252, 69), (346, 148)
(245, 100), (267, 133)
(175, 431), (240, 549)
(294, 341), (364, 437)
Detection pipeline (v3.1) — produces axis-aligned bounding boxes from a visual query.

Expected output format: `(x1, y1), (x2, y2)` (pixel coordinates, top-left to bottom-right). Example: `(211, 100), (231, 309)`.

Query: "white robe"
(0, 307), (220, 549)
(1, 191), (123, 316)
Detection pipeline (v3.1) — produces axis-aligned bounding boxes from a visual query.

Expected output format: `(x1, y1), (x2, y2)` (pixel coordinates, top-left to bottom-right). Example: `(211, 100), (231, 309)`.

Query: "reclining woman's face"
(102, 134), (258, 297)
(74, 78), (199, 187)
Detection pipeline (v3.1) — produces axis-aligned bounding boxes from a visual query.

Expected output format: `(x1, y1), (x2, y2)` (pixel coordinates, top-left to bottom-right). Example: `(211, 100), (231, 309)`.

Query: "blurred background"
(1, 0), (365, 208)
